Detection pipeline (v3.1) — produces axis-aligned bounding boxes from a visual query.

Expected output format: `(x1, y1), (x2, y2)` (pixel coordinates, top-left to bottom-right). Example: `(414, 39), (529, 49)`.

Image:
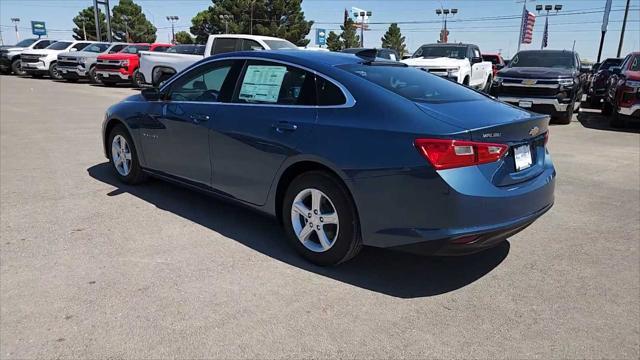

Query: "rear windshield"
(338, 64), (486, 104)
(121, 45), (150, 54)
(510, 51), (576, 69)
(413, 46), (466, 59)
(263, 39), (297, 50)
(83, 43), (111, 53)
(167, 45), (206, 55)
(46, 41), (72, 50)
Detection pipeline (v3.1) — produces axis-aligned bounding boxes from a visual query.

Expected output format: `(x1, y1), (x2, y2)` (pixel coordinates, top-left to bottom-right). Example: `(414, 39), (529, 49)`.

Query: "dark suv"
(490, 50), (588, 124)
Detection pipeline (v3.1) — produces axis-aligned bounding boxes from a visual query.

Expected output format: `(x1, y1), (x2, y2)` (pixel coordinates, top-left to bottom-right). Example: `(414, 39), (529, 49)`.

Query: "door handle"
(272, 122), (298, 133)
(189, 114), (210, 124)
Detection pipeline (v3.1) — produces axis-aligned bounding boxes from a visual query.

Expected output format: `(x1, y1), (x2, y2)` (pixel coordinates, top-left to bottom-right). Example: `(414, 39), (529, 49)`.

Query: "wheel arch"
(102, 117), (138, 160)
(272, 158), (359, 226)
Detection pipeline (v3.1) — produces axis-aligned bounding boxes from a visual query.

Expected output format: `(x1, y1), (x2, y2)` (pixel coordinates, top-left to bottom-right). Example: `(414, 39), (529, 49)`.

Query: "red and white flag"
(520, 8), (536, 44)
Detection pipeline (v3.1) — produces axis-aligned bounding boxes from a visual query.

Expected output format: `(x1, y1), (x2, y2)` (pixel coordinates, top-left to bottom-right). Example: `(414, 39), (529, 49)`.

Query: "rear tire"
(554, 101), (574, 125)
(282, 171), (362, 266)
(107, 124), (147, 185)
(11, 59), (24, 76)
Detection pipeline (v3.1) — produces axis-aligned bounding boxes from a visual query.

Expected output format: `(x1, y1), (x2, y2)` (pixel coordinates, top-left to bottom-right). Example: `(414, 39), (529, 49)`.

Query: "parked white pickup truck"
(21, 40), (95, 79)
(402, 43), (493, 91)
(139, 34), (298, 87)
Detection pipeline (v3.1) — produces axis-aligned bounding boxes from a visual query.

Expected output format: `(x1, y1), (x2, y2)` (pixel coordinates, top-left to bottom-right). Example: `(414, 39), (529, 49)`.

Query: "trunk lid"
(415, 98), (550, 186)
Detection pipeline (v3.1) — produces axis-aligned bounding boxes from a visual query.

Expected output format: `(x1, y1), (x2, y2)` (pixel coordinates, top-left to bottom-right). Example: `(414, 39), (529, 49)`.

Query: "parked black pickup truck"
(490, 50), (588, 124)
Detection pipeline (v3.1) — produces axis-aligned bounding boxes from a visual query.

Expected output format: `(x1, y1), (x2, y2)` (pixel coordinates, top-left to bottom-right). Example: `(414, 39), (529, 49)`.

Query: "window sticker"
(239, 65), (287, 103)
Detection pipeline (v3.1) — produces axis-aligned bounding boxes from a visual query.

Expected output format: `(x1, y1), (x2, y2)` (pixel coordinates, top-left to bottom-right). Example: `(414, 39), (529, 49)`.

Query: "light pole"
(11, 18), (20, 42)
(435, 8), (457, 43)
(536, 4), (562, 49)
(166, 16), (179, 44)
(219, 15), (232, 34)
(354, 11), (371, 48)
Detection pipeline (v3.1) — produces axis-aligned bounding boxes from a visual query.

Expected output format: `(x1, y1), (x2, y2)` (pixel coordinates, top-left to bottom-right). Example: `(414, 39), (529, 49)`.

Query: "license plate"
(519, 100), (533, 108)
(514, 144), (533, 171)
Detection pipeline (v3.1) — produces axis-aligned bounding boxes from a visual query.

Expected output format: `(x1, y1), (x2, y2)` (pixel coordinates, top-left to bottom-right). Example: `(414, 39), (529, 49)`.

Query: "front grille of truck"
(496, 86), (560, 97)
(58, 60), (79, 67)
(96, 60), (124, 71)
(20, 55), (41, 63)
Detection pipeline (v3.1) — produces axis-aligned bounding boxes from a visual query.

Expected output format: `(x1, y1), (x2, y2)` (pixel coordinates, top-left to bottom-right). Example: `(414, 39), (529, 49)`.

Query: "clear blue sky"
(1, 0), (638, 60)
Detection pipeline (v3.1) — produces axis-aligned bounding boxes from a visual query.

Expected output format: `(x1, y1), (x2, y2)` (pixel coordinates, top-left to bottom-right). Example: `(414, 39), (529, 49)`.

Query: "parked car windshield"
(598, 58), (623, 71)
(413, 46), (466, 59)
(46, 41), (72, 50)
(15, 38), (37, 47)
(630, 57), (640, 71)
(121, 45), (150, 54)
(263, 39), (297, 50)
(510, 51), (576, 69)
(338, 64), (486, 103)
(82, 43), (111, 53)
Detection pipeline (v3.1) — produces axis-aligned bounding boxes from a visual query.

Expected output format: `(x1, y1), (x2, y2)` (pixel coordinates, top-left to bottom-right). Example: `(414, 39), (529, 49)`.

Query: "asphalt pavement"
(1, 75), (638, 358)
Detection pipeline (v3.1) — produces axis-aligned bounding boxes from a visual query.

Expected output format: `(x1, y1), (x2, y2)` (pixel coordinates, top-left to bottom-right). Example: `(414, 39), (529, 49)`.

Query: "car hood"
(98, 53), (137, 61)
(1, 46), (24, 52)
(498, 66), (575, 79)
(402, 57), (467, 68)
(22, 49), (65, 56)
(59, 50), (100, 59)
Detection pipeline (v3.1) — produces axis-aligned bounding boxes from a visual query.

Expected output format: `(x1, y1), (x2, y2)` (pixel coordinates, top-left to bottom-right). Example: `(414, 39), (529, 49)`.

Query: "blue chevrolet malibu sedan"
(102, 49), (555, 265)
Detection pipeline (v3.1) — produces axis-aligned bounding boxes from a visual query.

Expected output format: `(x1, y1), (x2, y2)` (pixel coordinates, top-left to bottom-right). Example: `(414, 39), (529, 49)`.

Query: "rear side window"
(338, 64), (485, 103)
(241, 39), (263, 51)
(316, 76), (346, 106)
(72, 42), (91, 51)
(212, 38), (239, 55)
(236, 60), (315, 105)
(153, 46), (170, 52)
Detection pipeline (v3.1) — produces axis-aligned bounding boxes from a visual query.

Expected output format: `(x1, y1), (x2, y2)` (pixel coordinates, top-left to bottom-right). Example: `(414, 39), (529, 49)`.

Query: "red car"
(603, 52), (640, 127)
(95, 43), (173, 87)
(482, 53), (506, 77)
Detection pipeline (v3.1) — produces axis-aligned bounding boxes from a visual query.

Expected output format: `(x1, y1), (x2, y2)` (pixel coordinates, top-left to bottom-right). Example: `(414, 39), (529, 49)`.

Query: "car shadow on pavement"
(87, 162), (510, 299)
(576, 107), (640, 134)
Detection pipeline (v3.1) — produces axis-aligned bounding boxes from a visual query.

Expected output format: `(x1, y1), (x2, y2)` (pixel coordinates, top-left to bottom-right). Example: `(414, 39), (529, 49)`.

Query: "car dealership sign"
(31, 21), (46, 36)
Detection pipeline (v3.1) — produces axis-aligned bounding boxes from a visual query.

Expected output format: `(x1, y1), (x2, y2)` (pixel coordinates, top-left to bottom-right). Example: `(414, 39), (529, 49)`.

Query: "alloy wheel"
(290, 188), (339, 253)
(111, 134), (132, 176)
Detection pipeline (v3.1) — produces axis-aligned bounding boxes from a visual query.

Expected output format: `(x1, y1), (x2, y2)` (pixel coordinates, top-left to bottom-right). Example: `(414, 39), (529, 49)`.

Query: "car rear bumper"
(351, 159), (556, 254)
(618, 104), (640, 118)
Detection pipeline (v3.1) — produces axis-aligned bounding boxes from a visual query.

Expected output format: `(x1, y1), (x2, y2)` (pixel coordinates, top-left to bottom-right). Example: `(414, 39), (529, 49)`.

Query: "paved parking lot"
(1, 75), (639, 358)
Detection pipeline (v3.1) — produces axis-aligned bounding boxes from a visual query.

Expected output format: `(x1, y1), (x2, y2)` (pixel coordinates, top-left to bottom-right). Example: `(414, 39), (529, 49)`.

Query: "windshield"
(338, 64), (486, 103)
(46, 41), (72, 50)
(510, 51), (576, 69)
(82, 43), (111, 53)
(263, 39), (297, 50)
(599, 58), (622, 71)
(15, 38), (37, 47)
(630, 57), (640, 71)
(121, 45), (150, 54)
(413, 46), (466, 59)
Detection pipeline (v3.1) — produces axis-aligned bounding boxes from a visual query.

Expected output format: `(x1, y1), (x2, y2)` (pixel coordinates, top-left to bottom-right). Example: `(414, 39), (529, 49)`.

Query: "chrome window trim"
(159, 56), (356, 109)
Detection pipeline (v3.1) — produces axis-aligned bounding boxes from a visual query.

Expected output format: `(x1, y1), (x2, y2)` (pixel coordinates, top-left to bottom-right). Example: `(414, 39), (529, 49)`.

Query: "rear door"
(470, 46), (484, 86)
(209, 59), (317, 205)
(139, 59), (241, 186)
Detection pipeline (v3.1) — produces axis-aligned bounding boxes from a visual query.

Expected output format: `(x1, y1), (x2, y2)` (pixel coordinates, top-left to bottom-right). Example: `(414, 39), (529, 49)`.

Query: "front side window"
(71, 42), (91, 51)
(212, 38), (239, 55)
(338, 64), (486, 104)
(121, 45), (150, 54)
(83, 43), (111, 53)
(510, 51), (576, 69)
(153, 46), (170, 52)
(33, 40), (54, 49)
(46, 41), (72, 50)
(168, 61), (234, 102)
(109, 44), (127, 53)
(236, 60), (315, 105)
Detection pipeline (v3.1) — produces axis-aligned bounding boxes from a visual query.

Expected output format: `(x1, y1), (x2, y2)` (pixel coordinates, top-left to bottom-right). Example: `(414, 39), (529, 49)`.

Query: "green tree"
(72, 6), (107, 41)
(381, 23), (407, 57)
(174, 31), (195, 44)
(111, 0), (157, 43)
(190, 0), (313, 46)
(340, 18), (359, 49)
(326, 31), (342, 51)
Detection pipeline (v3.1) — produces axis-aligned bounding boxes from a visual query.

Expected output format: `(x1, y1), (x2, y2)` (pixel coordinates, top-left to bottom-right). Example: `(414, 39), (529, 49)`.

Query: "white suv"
(21, 40), (94, 79)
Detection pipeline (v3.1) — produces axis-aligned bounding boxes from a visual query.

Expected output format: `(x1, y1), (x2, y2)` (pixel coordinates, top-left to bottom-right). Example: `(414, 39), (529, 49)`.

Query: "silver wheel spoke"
(124, 152), (132, 160)
(122, 159), (129, 174)
(292, 201), (309, 217)
(111, 144), (120, 158)
(298, 224), (314, 241)
(311, 189), (321, 212)
(119, 138), (126, 152)
(317, 228), (332, 250)
(322, 212), (338, 225)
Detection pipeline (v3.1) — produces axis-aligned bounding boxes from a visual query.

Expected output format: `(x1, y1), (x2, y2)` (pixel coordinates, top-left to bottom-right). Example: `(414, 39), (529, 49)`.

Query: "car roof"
(418, 43), (471, 47)
(213, 49), (364, 67)
(210, 34), (292, 42)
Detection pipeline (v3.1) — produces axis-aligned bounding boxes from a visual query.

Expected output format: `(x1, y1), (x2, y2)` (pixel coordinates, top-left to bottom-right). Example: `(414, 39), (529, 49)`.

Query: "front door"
(139, 60), (237, 186)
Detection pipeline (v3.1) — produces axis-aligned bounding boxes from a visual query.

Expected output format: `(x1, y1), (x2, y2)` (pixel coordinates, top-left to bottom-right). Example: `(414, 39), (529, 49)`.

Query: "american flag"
(520, 7), (536, 44)
(542, 16), (549, 48)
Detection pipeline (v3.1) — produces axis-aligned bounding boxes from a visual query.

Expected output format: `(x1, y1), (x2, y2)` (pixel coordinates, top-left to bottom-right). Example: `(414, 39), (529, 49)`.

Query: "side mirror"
(141, 88), (163, 101)
(70, 48), (78, 52)
(471, 56), (482, 64)
(610, 67), (622, 75)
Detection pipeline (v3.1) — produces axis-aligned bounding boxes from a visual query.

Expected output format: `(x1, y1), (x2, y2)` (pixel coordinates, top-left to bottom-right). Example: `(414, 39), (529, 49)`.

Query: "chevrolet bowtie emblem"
(529, 126), (540, 137)
(522, 79), (537, 85)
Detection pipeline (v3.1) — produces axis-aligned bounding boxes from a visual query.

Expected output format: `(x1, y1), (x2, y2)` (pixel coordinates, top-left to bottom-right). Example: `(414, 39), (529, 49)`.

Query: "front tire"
(49, 62), (61, 80)
(88, 66), (98, 84)
(554, 100), (575, 125)
(11, 59), (24, 76)
(132, 69), (143, 88)
(107, 124), (147, 184)
(282, 171), (362, 266)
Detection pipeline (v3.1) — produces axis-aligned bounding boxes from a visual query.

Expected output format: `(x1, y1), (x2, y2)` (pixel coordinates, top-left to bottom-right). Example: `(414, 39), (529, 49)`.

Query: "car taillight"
(414, 139), (508, 170)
